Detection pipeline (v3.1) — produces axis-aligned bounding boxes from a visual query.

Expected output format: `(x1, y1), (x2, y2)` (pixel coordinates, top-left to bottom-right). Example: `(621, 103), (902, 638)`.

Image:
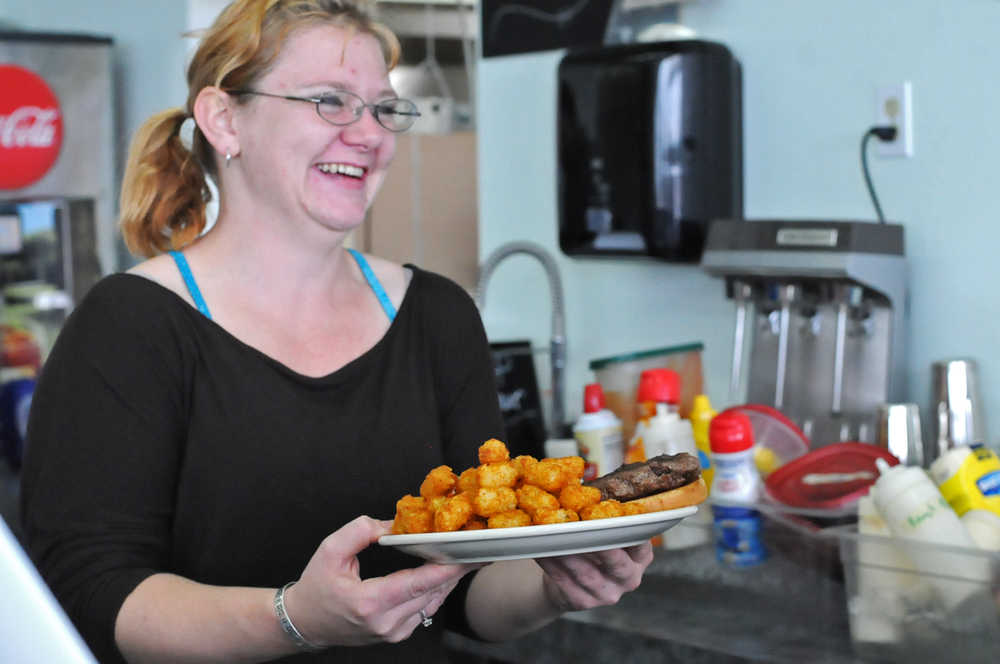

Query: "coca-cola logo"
(0, 65), (64, 190)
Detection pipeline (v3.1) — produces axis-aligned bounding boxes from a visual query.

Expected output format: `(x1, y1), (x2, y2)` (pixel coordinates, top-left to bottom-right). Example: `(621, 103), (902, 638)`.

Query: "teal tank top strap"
(346, 248), (397, 322)
(168, 250), (213, 320)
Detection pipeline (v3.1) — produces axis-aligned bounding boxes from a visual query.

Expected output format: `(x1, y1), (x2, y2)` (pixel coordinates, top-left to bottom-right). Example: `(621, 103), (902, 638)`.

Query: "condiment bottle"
(689, 394), (717, 492)
(871, 458), (988, 608)
(573, 383), (624, 482)
(636, 396), (707, 549)
(928, 445), (1000, 517)
(624, 368), (680, 465)
(709, 410), (766, 567)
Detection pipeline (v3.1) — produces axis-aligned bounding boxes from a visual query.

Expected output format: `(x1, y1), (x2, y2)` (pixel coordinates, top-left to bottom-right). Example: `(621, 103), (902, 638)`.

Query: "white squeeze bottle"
(871, 458), (989, 609)
(639, 399), (708, 549)
(573, 383), (624, 482)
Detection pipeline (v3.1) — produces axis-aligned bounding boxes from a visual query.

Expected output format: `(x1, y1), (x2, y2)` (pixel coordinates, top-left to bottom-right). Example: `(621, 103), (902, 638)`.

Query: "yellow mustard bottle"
(929, 445), (1000, 517)
(689, 394), (716, 492)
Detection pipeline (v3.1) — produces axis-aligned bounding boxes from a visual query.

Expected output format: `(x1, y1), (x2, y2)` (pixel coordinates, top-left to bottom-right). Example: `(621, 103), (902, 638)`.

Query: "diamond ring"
(418, 608), (433, 628)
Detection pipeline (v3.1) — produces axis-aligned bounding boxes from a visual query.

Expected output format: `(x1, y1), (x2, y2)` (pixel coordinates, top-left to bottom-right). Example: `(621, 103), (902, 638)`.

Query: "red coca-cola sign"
(0, 64), (64, 190)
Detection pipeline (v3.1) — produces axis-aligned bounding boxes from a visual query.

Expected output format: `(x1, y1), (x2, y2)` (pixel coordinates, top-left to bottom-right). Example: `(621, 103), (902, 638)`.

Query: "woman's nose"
(340, 107), (386, 149)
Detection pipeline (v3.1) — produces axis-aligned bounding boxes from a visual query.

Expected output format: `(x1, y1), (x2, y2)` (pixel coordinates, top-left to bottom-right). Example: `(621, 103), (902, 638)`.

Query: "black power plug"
(861, 125), (899, 223)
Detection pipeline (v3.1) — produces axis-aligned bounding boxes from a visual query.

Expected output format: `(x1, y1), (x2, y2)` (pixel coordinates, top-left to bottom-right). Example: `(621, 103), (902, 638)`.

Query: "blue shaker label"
(977, 470), (1000, 497)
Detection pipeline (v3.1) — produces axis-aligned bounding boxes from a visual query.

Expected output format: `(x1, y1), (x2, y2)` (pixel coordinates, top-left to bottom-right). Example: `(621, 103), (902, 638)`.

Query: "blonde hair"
(119, 0), (401, 257)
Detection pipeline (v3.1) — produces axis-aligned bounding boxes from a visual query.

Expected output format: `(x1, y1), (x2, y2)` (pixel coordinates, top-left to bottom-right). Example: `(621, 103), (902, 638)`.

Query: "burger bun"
(624, 477), (708, 514)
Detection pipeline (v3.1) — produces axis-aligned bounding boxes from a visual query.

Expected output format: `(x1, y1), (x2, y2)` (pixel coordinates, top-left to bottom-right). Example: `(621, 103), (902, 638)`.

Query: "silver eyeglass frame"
(227, 88), (421, 132)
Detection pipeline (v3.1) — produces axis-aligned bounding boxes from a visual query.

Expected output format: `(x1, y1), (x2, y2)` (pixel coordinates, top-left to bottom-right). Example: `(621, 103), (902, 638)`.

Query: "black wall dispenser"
(558, 39), (743, 261)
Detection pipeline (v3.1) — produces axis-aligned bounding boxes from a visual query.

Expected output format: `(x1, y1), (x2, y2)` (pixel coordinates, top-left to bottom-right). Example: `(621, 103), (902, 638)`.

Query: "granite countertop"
(446, 514), (861, 663)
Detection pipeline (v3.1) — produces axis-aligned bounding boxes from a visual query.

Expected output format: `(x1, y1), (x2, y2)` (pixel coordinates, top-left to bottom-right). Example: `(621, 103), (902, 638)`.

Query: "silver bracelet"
(274, 581), (324, 652)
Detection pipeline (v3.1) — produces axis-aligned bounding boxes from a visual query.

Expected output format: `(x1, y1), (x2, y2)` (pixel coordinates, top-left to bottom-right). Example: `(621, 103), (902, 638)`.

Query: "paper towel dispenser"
(558, 39), (742, 261)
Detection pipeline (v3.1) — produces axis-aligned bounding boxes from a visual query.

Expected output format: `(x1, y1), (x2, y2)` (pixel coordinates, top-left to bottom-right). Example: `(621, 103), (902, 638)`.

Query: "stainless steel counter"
(445, 516), (861, 663)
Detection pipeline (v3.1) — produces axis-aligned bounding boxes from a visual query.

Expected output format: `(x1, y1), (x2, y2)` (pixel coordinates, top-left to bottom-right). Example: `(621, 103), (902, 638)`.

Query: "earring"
(225, 152), (232, 168)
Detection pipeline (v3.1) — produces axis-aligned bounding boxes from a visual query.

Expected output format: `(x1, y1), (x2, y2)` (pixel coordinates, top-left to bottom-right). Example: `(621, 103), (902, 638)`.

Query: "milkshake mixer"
(701, 220), (908, 447)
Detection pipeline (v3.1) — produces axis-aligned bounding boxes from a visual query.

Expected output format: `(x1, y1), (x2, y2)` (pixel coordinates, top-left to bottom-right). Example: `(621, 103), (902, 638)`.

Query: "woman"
(20, 1), (653, 662)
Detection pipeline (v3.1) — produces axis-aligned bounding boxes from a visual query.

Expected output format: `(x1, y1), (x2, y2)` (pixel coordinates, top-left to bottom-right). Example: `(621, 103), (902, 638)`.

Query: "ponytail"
(118, 108), (212, 258)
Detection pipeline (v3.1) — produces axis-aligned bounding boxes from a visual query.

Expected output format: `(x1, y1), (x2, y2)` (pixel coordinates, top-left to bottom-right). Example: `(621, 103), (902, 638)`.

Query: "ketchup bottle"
(624, 368), (680, 465)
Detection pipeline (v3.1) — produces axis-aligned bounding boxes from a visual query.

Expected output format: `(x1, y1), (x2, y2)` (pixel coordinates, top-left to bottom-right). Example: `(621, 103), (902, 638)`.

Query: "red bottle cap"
(709, 410), (755, 453)
(583, 383), (606, 413)
(636, 368), (680, 404)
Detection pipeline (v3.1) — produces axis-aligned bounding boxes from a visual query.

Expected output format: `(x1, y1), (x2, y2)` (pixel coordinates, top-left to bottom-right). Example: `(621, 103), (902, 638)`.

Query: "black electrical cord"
(860, 125), (898, 224)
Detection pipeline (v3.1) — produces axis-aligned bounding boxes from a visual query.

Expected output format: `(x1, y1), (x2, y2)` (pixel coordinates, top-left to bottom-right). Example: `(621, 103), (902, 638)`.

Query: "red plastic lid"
(764, 442), (900, 509)
(583, 383), (606, 413)
(709, 410), (755, 453)
(636, 368), (680, 404)
(731, 404), (810, 465)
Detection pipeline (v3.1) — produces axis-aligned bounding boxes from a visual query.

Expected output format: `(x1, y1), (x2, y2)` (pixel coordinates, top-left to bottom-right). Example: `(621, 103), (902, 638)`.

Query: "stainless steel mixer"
(701, 220), (908, 447)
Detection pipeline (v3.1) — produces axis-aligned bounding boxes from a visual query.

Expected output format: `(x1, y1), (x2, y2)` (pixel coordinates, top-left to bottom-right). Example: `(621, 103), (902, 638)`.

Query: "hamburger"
(584, 452), (708, 513)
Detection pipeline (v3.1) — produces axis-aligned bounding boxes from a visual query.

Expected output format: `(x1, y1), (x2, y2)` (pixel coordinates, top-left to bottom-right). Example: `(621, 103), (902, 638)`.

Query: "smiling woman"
(19, 2), (658, 663)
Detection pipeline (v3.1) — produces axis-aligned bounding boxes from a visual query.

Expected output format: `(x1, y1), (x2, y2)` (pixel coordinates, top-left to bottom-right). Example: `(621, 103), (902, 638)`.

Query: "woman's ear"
(193, 86), (240, 160)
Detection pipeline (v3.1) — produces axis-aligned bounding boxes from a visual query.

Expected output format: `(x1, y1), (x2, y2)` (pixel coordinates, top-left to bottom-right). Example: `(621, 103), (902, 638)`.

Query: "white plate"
(378, 505), (698, 563)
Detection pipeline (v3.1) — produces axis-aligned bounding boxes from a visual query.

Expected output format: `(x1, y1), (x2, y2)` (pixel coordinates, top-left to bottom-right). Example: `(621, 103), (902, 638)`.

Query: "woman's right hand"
(282, 516), (480, 647)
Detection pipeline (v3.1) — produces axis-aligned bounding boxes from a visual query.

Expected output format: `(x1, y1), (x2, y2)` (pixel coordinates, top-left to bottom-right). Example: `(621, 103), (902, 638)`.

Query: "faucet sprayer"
(475, 241), (567, 438)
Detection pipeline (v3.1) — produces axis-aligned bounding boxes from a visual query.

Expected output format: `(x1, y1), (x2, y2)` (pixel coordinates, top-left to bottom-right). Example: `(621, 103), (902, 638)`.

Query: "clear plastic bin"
(827, 525), (1000, 663)
(589, 342), (704, 443)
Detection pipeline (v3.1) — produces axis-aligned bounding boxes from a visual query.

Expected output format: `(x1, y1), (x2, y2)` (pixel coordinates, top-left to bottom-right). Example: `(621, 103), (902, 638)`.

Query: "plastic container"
(928, 445), (1000, 517)
(728, 404), (810, 478)
(764, 442), (898, 511)
(709, 410), (766, 567)
(589, 343), (703, 443)
(572, 383), (624, 482)
(832, 523), (1000, 664)
(871, 458), (989, 609)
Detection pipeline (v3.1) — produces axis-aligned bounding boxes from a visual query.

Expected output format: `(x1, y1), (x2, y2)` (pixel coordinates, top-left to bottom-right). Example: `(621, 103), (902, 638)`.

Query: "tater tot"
(473, 486), (517, 517)
(488, 509), (532, 529)
(419, 465), (457, 499)
(621, 502), (644, 516)
(533, 507), (580, 525)
(456, 467), (479, 493)
(558, 484), (602, 513)
(580, 500), (626, 521)
(392, 509), (434, 534)
(427, 495), (448, 514)
(434, 494), (474, 532)
(516, 484), (560, 516)
(393, 495), (434, 534)
(478, 438), (510, 464)
(554, 456), (585, 482)
(522, 458), (570, 493)
(461, 516), (488, 530)
(396, 494), (426, 513)
(477, 462), (519, 488)
(513, 455), (537, 476)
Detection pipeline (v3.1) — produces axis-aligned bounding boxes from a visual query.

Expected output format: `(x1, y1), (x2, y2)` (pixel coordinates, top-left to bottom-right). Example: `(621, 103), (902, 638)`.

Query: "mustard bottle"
(929, 445), (1000, 517)
(689, 394), (716, 492)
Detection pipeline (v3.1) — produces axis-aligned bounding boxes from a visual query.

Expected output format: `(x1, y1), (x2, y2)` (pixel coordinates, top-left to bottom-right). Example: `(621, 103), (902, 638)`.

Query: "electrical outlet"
(876, 82), (914, 157)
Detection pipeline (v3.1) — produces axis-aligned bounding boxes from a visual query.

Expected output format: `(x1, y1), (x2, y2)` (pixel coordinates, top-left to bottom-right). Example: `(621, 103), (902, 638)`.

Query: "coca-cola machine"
(0, 32), (113, 506)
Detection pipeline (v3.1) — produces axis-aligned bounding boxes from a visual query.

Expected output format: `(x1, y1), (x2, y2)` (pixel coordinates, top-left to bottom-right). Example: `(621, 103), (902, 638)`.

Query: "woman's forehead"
(265, 24), (390, 89)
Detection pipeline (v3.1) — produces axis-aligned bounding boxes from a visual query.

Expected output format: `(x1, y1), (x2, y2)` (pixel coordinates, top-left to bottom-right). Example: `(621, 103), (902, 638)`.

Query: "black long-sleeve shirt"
(21, 266), (505, 663)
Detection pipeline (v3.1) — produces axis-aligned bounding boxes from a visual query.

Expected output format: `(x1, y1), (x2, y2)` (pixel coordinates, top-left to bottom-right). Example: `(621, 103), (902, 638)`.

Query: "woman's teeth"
(317, 163), (365, 178)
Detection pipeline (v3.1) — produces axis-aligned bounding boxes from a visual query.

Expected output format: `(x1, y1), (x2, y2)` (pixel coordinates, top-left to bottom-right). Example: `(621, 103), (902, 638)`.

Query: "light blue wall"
(477, 0), (1000, 445)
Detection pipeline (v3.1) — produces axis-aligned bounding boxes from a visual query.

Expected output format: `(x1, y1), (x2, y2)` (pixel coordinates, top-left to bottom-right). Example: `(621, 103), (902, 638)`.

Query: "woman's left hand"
(535, 542), (654, 612)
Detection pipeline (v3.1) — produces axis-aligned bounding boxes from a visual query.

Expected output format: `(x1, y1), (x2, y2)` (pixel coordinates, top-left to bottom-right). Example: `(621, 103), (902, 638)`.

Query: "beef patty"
(584, 453), (701, 501)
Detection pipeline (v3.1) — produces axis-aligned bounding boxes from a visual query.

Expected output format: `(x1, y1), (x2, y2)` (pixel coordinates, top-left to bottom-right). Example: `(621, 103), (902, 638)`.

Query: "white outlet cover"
(876, 82), (914, 157)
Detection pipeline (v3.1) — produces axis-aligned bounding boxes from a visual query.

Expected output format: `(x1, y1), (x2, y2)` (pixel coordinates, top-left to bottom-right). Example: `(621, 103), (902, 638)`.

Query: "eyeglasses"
(228, 89), (421, 132)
